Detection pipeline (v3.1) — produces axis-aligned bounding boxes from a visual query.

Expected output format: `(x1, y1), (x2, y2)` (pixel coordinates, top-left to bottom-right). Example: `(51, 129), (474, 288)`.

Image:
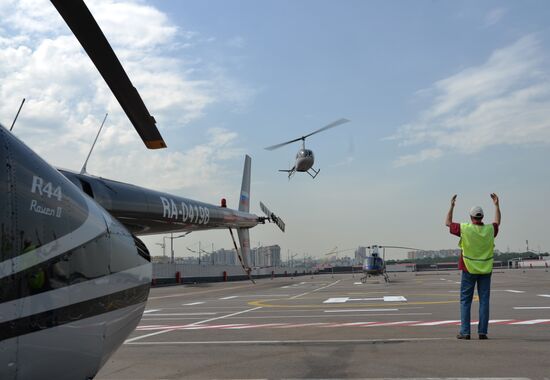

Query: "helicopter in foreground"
(0, 1), (284, 379)
(264, 118), (350, 179)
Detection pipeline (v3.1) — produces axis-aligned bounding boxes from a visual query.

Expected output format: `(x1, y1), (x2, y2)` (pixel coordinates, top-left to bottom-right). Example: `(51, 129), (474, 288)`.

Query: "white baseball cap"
(469, 206), (484, 218)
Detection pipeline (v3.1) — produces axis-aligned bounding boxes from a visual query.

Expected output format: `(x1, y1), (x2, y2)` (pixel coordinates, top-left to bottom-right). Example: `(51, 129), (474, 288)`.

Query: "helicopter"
(264, 118), (350, 179)
(361, 245), (390, 283)
(0, 1), (284, 379)
(360, 244), (423, 283)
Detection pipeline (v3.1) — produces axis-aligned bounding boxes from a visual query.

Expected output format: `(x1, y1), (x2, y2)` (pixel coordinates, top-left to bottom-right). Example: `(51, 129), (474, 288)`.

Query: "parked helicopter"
(264, 118), (350, 179)
(0, 1), (284, 379)
(360, 245), (423, 283)
(361, 245), (390, 283)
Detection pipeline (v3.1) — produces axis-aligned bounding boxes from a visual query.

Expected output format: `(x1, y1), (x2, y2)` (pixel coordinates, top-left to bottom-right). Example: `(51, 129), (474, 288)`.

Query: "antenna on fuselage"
(9, 98), (26, 132)
(80, 113), (108, 174)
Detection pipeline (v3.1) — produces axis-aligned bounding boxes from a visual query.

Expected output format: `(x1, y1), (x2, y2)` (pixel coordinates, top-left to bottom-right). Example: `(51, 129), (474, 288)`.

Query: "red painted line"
(318, 322), (377, 328)
(224, 323), (286, 329)
(183, 324), (247, 330)
(272, 323), (330, 329)
(135, 319), (550, 331)
(363, 321), (419, 327)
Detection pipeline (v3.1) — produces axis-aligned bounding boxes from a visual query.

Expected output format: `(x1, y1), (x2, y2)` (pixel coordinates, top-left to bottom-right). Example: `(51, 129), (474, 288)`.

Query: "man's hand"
(446, 194), (457, 227)
(491, 193), (501, 226)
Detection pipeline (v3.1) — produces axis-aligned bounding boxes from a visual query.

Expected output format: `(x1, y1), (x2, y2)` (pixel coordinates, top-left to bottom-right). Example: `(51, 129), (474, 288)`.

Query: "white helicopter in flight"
(265, 118), (350, 179)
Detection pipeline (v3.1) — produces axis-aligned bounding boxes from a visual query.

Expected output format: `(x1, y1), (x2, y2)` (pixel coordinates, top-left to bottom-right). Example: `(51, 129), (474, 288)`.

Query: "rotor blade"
(264, 136), (304, 151)
(264, 118), (350, 151)
(51, 0), (167, 149)
(303, 118), (350, 139)
(259, 201), (285, 232)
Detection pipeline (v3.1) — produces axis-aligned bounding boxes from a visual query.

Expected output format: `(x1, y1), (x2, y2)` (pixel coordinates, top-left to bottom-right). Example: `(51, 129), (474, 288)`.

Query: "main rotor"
(264, 118), (350, 151)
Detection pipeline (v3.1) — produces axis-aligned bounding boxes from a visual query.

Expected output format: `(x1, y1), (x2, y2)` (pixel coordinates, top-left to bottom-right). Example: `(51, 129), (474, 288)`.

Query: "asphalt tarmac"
(96, 269), (550, 379)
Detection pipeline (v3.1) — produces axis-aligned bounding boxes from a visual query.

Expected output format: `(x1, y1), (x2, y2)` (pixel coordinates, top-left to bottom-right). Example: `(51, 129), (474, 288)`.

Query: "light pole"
(168, 232), (191, 263)
(187, 241), (208, 265)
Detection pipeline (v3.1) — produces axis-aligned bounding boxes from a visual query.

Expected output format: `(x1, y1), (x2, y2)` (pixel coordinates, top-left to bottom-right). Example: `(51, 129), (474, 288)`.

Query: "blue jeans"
(460, 271), (491, 335)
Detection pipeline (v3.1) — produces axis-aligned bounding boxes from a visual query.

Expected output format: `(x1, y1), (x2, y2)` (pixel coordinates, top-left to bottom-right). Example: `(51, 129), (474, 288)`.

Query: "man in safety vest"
(445, 193), (501, 340)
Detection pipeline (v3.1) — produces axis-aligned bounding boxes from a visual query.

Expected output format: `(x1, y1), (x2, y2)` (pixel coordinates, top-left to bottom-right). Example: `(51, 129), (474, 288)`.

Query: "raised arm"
(491, 193), (501, 226)
(445, 194), (457, 227)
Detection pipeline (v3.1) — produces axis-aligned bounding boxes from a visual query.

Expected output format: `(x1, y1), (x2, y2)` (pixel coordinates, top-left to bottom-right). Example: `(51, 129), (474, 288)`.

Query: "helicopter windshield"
(297, 149), (313, 158)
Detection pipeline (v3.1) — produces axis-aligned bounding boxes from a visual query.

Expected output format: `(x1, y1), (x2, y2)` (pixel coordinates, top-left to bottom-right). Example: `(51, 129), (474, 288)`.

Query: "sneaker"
(456, 334), (471, 340)
(479, 334), (488, 340)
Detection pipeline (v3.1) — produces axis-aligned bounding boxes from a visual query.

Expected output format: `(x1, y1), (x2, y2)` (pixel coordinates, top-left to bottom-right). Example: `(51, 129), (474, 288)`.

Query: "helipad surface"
(97, 270), (550, 379)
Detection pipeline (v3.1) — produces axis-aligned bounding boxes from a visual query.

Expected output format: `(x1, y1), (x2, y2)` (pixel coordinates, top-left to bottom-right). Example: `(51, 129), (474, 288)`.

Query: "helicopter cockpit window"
(79, 179), (94, 198)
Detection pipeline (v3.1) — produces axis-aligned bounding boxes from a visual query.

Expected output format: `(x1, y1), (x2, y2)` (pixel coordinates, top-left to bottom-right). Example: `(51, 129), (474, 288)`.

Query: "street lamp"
(167, 232), (191, 263)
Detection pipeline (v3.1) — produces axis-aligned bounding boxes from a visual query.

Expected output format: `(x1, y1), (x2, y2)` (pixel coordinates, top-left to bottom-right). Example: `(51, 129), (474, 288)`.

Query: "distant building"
(208, 248), (237, 265)
(250, 245), (281, 267)
(407, 249), (461, 260)
(355, 246), (367, 264)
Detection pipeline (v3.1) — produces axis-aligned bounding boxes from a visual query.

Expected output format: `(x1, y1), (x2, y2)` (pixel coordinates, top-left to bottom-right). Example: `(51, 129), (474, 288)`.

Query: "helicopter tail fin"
(238, 155), (251, 213)
(236, 155), (252, 268)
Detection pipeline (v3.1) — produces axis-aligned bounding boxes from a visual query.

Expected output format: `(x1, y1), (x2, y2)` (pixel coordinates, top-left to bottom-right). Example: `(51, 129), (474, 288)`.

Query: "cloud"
(390, 35), (550, 166)
(0, 0), (254, 194)
(484, 8), (506, 27)
(88, 127), (244, 192)
(393, 148), (442, 168)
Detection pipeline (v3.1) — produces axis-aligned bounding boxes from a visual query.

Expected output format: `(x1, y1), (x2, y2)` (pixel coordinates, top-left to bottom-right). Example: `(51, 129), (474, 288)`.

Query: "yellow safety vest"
(459, 223), (494, 274)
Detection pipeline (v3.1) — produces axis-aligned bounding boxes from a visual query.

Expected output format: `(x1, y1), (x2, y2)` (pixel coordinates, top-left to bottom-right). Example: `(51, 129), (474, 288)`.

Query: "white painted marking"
(220, 296), (238, 300)
(348, 297), (384, 301)
(125, 337), (452, 345)
(323, 295), (407, 303)
(143, 309), (160, 314)
(488, 319), (514, 324)
(183, 302), (205, 306)
(383, 296), (407, 302)
(514, 307), (550, 310)
(324, 309), (399, 313)
(537, 294), (550, 298)
(510, 319), (550, 325)
(412, 320), (460, 326)
(189, 306), (262, 326)
(323, 297), (349, 304)
(125, 329), (178, 344)
(126, 307), (262, 343)
(354, 282), (362, 285)
(290, 280), (340, 300)
(505, 290), (525, 293)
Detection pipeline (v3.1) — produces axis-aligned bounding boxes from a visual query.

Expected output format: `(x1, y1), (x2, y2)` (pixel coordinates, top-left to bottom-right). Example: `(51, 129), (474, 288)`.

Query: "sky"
(1, 0), (550, 260)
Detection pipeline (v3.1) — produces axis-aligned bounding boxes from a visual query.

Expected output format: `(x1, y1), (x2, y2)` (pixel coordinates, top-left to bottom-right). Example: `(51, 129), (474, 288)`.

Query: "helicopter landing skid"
(360, 272), (390, 284)
(307, 168), (320, 179)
